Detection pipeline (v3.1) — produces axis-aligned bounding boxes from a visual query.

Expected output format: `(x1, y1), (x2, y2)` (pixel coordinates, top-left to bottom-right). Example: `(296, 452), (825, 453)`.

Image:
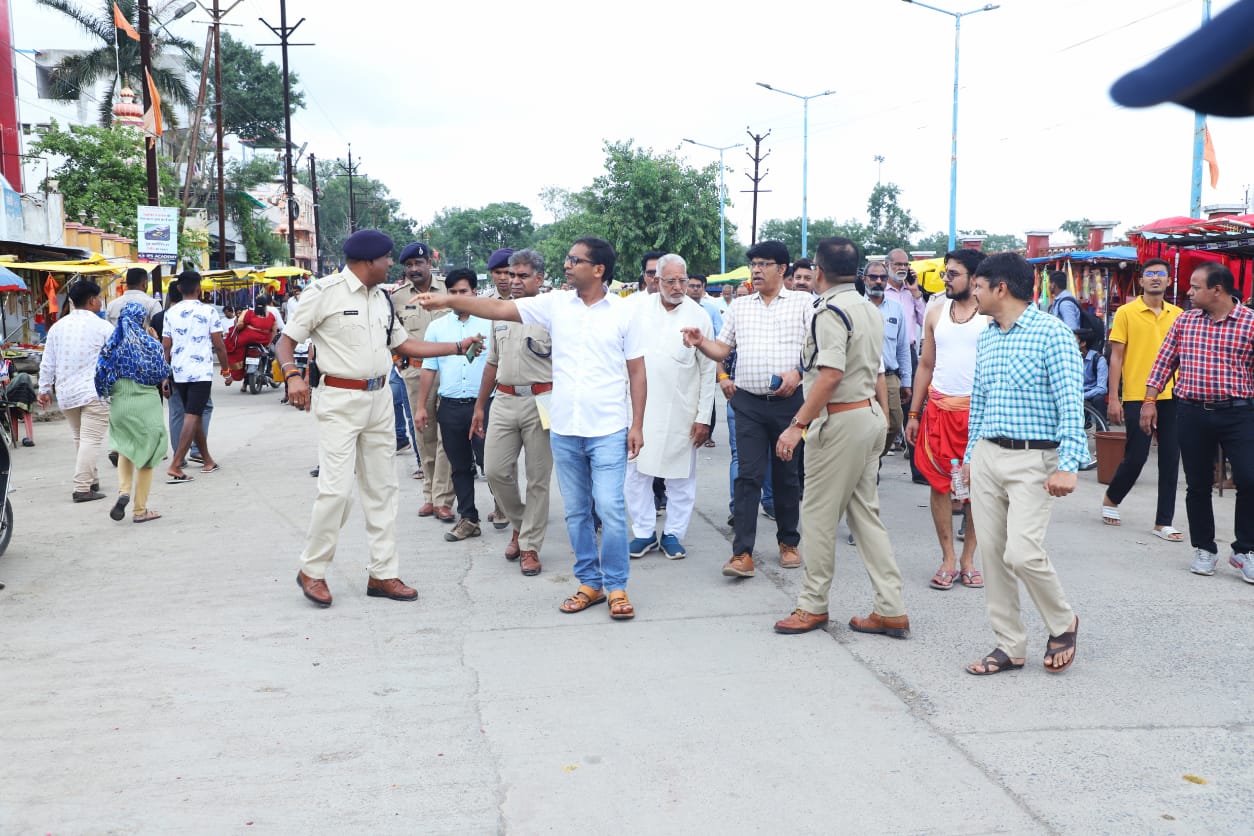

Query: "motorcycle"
(242, 341), (281, 395)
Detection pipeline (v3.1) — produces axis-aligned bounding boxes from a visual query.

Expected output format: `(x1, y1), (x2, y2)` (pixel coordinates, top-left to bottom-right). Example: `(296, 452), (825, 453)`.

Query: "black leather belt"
(741, 390), (799, 401)
(988, 437), (1059, 450)
(441, 397), (476, 405)
(1179, 397), (1254, 411)
(885, 369), (900, 377)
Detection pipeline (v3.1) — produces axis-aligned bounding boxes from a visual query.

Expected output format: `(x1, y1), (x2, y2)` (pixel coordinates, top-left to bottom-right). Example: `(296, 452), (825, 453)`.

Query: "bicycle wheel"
(1083, 403), (1108, 470)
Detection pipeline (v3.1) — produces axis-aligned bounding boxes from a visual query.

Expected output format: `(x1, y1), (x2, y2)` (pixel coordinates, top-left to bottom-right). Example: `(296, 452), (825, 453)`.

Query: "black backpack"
(1058, 296), (1105, 353)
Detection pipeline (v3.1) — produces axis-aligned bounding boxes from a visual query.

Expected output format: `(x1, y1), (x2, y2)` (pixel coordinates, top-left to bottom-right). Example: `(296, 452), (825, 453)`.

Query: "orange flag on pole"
(113, 3), (140, 41)
(143, 68), (163, 139)
(1203, 124), (1219, 188)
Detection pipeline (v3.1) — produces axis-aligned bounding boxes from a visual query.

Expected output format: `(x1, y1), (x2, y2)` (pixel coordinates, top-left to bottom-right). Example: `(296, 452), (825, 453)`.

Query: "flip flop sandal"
(929, 567), (959, 590)
(133, 510), (162, 523)
(200, 464), (221, 474)
(960, 570), (984, 588)
(608, 590), (635, 620)
(1101, 505), (1121, 526)
(559, 585), (606, 614)
(1151, 525), (1185, 542)
(165, 474), (194, 485)
(1044, 616), (1080, 674)
(966, 648), (1025, 676)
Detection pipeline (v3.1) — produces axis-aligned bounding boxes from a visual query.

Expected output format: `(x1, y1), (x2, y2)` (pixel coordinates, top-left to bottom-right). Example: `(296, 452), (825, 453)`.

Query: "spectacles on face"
(1143, 270), (1168, 278)
(565, 255), (594, 267)
(658, 277), (685, 287)
(864, 273), (888, 282)
(748, 260), (777, 271)
(944, 270), (967, 279)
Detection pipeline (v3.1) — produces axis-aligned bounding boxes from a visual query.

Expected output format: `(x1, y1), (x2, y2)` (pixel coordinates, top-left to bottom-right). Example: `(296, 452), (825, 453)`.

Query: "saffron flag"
(113, 3), (140, 41)
(44, 274), (59, 313)
(143, 68), (162, 138)
(1203, 124), (1219, 188)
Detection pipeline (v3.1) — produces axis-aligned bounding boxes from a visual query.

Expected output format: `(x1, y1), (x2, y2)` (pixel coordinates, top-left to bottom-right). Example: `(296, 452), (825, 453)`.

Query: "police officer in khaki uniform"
(278, 230), (481, 608)
(771, 237), (910, 638)
(391, 242), (456, 521)
(470, 249), (554, 576)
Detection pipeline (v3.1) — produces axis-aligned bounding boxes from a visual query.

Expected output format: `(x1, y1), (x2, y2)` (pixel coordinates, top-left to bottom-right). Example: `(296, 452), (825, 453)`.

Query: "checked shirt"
(965, 304), (1088, 473)
(715, 289), (813, 395)
(1146, 304), (1254, 402)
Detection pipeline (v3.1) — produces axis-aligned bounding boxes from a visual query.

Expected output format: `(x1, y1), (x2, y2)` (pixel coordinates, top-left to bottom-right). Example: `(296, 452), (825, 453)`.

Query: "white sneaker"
(1229, 552), (1254, 584)
(1190, 548), (1219, 576)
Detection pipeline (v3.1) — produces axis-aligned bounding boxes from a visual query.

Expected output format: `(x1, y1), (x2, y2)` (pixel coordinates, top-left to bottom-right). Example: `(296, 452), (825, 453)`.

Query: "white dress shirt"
(514, 290), (644, 437)
(39, 310), (115, 409)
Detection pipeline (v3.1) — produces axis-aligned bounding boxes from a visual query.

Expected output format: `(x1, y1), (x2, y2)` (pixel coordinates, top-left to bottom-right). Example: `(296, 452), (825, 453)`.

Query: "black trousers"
(437, 397), (479, 522)
(1177, 401), (1254, 554)
(1105, 399), (1180, 526)
(730, 389), (802, 554)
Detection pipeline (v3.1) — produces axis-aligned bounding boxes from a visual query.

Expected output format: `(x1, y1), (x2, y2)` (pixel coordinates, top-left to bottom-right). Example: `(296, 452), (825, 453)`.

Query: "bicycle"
(1081, 401), (1108, 472)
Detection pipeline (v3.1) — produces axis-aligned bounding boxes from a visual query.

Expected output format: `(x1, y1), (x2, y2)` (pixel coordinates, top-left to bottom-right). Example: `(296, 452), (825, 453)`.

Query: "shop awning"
(0, 265), (29, 292)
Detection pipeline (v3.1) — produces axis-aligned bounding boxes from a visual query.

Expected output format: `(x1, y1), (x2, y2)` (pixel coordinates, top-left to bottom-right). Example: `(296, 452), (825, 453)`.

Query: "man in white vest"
(625, 253), (717, 559)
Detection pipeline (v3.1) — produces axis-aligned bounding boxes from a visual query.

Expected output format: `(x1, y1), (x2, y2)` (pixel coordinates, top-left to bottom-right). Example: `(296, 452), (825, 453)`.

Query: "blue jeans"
(389, 368), (421, 464)
(727, 402), (772, 514)
(168, 383), (212, 459)
(550, 429), (630, 591)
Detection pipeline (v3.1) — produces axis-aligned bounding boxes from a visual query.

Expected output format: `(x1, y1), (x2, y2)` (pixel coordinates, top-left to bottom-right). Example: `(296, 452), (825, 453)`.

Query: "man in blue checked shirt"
(415, 268), (492, 543)
(962, 253), (1084, 678)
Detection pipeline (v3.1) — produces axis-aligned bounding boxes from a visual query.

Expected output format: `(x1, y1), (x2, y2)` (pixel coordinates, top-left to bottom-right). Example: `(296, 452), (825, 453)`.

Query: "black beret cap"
(343, 229), (394, 261)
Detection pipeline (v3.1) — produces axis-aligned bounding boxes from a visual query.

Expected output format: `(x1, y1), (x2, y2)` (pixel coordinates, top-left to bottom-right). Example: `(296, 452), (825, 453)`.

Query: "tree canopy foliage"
(216, 32), (304, 145)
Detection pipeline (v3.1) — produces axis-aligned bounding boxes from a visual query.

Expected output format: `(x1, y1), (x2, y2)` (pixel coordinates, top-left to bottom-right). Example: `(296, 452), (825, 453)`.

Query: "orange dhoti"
(914, 388), (972, 494)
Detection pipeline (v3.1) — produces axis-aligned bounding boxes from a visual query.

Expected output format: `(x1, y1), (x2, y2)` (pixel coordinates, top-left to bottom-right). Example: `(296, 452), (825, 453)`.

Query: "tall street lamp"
(684, 138), (744, 274)
(902, 1), (1000, 252)
(755, 82), (834, 259)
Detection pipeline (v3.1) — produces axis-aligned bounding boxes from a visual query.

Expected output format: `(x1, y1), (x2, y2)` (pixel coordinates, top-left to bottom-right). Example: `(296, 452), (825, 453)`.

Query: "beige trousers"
(117, 457), (154, 515)
(797, 403), (906, 617)
(882, 373), (903, 456)
(401, 370), (453, 507)
(300, 386), (400, 580)
(484, 393), (553, 551)
(969, 439), (1075, 658)
(62, 400), (110, 493)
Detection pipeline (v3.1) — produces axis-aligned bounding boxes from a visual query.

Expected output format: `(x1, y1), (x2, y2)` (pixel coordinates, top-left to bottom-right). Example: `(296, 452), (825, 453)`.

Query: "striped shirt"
(965, 304), (1088, 473)
(1145, 304), (1254, 402)
(716, 289), (812, 395)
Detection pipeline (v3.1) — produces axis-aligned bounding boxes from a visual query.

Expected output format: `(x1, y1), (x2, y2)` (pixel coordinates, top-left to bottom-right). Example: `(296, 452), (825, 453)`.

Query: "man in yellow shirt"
(1101, 258), (1183, 540)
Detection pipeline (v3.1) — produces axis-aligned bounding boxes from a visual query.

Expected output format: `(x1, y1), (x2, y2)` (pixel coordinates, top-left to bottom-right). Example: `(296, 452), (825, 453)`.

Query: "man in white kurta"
(626, 254), (717, 559)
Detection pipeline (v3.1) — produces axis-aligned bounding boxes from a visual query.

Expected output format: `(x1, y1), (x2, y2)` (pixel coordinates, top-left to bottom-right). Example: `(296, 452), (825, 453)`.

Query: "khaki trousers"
(969, 439), (1074, 658)
(62, 400), (110, 493)
(300, 386), (400, 581)
(797, 403), (906, 617)
(484, 393), (553, 552)
(401, 369), (453, 507)
(882, 372), (903, 456)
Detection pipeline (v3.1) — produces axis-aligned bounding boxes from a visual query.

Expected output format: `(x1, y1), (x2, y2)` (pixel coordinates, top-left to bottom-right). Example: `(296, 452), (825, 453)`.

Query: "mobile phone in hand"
(769, 374), (783, 391)
(465, 339), (482, 363)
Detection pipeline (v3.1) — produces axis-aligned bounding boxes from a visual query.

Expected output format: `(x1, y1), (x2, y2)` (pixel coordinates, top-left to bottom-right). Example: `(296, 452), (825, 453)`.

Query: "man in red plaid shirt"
(1143, 262), (1254, 583)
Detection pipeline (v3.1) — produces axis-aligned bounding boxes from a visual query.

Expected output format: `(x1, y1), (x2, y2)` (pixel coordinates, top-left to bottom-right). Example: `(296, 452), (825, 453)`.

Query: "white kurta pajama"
(626, 295), (717, 539)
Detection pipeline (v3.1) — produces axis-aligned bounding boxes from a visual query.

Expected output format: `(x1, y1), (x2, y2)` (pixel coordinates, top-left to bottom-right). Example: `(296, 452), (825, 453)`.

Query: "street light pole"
(1188, 0), (1212, 217)
(684, 138), (744, 274)
(756, 82), (834, 259)
(902, 0), (1000, 252)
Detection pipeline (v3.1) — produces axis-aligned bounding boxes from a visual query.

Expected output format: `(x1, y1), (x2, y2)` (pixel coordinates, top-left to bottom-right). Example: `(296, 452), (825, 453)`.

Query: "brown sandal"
(559, 585), (605, 614)
(608, 590), (635, 620)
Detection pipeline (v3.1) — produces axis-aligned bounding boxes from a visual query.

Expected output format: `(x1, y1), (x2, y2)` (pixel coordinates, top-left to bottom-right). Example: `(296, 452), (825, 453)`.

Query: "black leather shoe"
(72, 490), (106, 503)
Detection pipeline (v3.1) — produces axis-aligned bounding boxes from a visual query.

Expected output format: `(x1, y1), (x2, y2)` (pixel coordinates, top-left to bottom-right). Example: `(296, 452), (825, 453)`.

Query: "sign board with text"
(136, 205), (179, 265)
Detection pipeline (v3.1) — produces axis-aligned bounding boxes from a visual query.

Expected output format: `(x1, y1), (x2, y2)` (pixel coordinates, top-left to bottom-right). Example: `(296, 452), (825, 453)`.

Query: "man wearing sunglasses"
(1101, 259), (1182, 540)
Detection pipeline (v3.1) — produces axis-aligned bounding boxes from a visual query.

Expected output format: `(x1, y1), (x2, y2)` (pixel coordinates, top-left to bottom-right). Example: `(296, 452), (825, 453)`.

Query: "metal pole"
(309, 152), (322, 275)
(1188, 0), (1212, 217)
(346, 144), (356, 232)
(718, 147), (728, 273)
(948, 14), (961, 252)
(801, 97), (809, 259)
(138, 0), (159, 205)
(213, 0), (226, 268)
(278, 0), (296, 265)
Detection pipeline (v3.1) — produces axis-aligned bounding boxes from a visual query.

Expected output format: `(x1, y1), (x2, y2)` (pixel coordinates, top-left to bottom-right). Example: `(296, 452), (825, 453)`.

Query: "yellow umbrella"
(707, 265), (751, 284)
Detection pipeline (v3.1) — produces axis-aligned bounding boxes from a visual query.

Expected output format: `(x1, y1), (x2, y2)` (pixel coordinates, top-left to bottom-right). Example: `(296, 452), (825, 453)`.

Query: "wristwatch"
(790, 417), (809, 430)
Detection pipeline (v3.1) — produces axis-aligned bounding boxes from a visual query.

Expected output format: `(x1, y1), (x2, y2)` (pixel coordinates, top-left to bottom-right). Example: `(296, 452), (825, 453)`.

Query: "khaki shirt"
(803, 283), (883, 404)
(483, 286), (511, 301)
(486, 320), (553, 387)
(391, 278), (447, 378)
(283, 268), (408, 379)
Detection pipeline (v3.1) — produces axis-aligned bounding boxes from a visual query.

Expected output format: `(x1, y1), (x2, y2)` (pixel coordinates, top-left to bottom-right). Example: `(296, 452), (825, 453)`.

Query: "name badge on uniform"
(342, 310), (359, 316)
(493, 323), (508, 333)
(404, 305), (417, 310)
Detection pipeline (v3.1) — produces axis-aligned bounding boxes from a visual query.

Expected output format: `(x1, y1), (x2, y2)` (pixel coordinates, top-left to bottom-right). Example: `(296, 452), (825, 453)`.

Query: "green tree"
(31, 120), (177, 239)
(303, 159), (417, 273)
(224, 156), (286, 266)
(531, 210), (609, 284)
(914, 229), (1025, 256)
(35, 0), (195, 126)
(863, 183), (921, 255)
(1059, 218), (1094, 245)
(216, 31), (305, 145)
(758, 217), (868, 262)
(426, 203), (536, 273)
(577, 140), (731, 277)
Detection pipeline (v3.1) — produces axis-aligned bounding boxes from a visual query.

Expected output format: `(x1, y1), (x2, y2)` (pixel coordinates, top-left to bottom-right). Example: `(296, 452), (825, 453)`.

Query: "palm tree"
(36, 0), (196, 127)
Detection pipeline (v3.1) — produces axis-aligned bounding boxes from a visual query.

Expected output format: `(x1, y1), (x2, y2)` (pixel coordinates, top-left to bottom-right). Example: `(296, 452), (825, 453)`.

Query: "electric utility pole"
(740, 127), (771, 245)
(260, 0), (310, 265)
(309, 152), (323, 274)
(335, 144), (361, 232)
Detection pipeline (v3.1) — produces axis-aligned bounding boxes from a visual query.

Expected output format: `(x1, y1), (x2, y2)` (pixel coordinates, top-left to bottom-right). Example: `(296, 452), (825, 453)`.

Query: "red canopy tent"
(1129, 216), (1254, 304)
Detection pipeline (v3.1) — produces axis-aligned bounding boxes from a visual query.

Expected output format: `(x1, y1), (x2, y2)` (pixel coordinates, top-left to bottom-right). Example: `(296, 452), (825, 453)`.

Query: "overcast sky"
(13, 0), (1254, 251)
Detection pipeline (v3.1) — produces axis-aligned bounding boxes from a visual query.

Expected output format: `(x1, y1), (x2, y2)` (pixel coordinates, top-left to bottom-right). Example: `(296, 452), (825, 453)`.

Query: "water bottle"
(950, 458), (969, 501)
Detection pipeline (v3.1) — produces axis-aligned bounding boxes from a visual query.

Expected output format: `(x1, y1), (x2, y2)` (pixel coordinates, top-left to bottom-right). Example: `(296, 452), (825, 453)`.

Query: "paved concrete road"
(1, 389), (1250, 834)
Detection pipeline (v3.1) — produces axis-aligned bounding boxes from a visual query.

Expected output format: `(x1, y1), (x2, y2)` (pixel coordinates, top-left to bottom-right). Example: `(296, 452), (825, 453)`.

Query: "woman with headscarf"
(96, 302), (170, 523)
(223, 294), (278, 383)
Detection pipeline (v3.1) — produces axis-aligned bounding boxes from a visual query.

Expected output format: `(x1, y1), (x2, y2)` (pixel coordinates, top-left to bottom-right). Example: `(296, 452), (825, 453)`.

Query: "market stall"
(1129, 216), (1254, 304)
(1026, 246), (1141, 338)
